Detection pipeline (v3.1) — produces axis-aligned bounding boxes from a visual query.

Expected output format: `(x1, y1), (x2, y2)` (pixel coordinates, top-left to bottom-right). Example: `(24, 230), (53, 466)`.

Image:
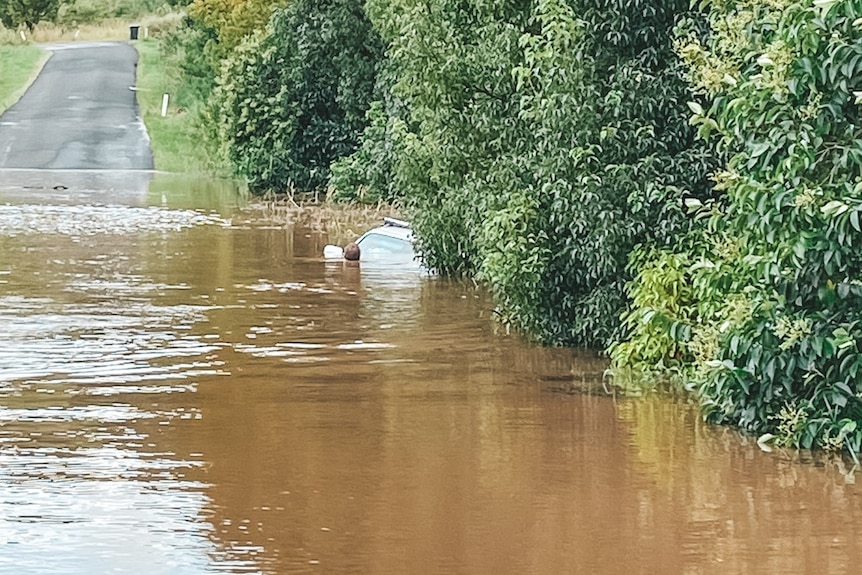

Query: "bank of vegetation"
(2, 0), (861, 456)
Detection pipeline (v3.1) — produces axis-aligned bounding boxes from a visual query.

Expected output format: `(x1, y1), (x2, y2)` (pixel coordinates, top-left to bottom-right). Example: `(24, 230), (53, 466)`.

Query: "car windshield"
(357, 232), (414, 256)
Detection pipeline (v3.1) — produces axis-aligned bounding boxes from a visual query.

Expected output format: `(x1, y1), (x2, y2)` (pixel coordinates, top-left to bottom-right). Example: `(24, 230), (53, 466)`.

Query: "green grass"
(135, 38), (215, 174)
(0, 45), (48, 114)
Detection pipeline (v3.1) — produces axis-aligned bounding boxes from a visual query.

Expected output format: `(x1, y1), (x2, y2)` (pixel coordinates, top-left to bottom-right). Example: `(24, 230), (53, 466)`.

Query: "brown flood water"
(0, 180), (861, 574)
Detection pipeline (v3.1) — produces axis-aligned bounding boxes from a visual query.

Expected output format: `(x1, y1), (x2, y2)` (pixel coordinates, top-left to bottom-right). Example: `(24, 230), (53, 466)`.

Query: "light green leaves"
(821, 200), (850, 217)
(756, 54), (774, 67)
(665, 0), (862, 454)
(812, 0), (839, 16)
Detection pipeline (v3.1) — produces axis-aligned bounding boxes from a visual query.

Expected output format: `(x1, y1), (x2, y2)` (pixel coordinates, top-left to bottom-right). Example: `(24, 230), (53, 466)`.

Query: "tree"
(674, 0), (862, 453)
(211, 0), (385, 193)
(1, 0), (64, 30)
(188, 0), (286, 51)
(367, 0), (713, 348)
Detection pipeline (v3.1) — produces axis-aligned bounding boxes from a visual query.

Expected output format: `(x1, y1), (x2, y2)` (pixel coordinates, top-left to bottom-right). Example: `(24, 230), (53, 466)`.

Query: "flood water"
(0, 175), (861, 575)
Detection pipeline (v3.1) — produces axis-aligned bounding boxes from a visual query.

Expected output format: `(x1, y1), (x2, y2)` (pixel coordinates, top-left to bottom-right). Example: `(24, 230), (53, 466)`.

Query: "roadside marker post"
(161, 94), (169, 117)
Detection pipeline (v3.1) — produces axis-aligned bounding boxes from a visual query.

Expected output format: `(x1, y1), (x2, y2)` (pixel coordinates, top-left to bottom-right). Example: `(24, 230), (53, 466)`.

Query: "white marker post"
(161, 93), (169, 117)
(19, 31), (26, 42)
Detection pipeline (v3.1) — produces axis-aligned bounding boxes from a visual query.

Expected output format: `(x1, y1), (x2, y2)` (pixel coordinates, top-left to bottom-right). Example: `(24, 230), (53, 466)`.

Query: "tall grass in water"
(236, 195), (405, 246)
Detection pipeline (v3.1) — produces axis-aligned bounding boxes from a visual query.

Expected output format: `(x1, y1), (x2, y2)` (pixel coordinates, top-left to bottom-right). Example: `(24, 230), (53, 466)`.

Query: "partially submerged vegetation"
(234, 195), (402, 245)
(172, 0), (862, 456)
(2, 0), (861, 456)
(615, 0), (862, 456)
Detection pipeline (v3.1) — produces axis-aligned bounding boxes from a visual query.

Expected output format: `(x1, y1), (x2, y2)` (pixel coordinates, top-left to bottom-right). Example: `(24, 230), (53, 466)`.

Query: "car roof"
(358, 221), (413, 243)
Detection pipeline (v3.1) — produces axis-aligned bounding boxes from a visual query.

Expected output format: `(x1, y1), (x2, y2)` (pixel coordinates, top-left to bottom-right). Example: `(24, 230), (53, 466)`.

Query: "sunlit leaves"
(189, 0), (286, 50)
(665, 0), (862, 455)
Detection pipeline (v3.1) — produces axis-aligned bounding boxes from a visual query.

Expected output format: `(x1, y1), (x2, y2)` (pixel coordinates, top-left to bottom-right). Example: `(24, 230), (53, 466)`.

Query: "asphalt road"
(0, 42), (153, 171)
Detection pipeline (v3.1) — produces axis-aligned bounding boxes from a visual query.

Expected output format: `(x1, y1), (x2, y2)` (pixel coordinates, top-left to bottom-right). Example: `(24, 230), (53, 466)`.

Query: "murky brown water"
(1, 178), (861, 574)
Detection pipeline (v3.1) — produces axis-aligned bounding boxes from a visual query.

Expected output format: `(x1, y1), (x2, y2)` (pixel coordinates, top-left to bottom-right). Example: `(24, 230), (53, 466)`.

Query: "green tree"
(617, 0), (862, 454)
(369, 0), (713, 348)
(675, 0), (862, 453)
(1, 0), (64, 30)
(188, 0), (285, 51)
(328, 63), (409, 204)
(211, 0), (384, 193)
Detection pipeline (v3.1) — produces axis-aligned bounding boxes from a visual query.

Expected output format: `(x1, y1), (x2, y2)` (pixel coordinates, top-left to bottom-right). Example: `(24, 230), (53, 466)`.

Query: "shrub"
(159, 15), (218, 106)
(640, 0), (862, 454)
(328, 64), (409, 204)
(370, 0), (714, 348)
(328, 100), (407, 203)
(188, 0), (284, 51)
(211, 0), (385, 194)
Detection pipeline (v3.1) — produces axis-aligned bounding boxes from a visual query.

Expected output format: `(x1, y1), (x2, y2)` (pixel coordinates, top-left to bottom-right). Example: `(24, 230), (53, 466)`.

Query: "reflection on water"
(148, 173), (249, 214)
(0, 187), (860, 574)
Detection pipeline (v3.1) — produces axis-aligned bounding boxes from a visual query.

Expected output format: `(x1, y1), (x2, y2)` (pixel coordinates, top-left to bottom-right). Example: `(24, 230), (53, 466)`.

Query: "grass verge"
(134, 37), (214, 174)
(0, 45), (48, 114)
(0, 14), (184, 44)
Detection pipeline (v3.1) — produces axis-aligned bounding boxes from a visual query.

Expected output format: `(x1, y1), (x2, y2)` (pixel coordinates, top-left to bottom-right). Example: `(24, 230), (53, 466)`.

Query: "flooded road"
(0, 182), (861, 574)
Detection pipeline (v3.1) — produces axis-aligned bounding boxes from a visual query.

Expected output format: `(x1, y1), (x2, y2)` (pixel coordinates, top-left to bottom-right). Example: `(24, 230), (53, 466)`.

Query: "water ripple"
(0, 204), (225, 236)
(0, 298), (226, 385)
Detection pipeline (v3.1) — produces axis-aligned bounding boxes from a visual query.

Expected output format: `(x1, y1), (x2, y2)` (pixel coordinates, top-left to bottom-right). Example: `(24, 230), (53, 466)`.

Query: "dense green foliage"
(615, 0), (862, 454)
(143, 0), (282, 175)
(159, 16), (218, 103)
(328, 64), (407, 203)
(1, 0), (64, 29)
(155, 0), (862, 453)
(210, 0), (384, 193)
(188, 0), (283, 51)
(57, 0), (179, 24)
(364, 0), (713, 347)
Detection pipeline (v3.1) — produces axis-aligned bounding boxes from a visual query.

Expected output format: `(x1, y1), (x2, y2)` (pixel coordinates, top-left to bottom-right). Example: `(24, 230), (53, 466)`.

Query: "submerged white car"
(324, 218), (418, 264)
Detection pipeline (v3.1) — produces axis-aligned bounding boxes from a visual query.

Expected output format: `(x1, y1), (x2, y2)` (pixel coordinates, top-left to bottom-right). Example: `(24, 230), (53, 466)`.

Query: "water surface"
(0, 182), (859, 574)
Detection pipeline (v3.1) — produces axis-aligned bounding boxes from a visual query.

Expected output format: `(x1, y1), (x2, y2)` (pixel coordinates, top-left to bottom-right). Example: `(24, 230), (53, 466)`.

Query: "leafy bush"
(328, 64), (408, 204)
(188, 0), (284, 52)
(211, 0), (385, 194)
(610, 248), (696, 382)
(621, 0), (862, 454)
(370, 0), (713, 348)
(328, 100), (406, 203)
(159, 15), (218, 106)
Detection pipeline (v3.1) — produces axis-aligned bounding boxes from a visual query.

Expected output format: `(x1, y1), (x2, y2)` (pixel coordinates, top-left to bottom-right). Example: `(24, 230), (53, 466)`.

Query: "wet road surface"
(0, 42), (152, 171)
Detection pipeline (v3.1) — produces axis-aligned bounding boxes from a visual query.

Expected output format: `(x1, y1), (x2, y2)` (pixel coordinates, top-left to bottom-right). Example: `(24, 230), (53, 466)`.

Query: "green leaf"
(821, 200), (849, 216)
(687, 101), (704, 115)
